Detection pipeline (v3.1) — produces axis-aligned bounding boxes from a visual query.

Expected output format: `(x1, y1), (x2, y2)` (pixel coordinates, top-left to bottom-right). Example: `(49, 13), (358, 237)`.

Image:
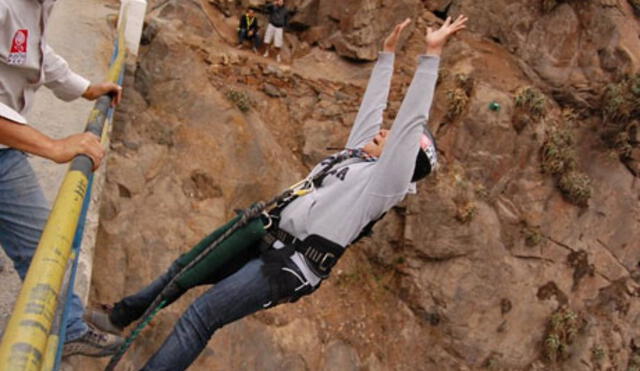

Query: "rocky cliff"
(80, 0), (640, 370)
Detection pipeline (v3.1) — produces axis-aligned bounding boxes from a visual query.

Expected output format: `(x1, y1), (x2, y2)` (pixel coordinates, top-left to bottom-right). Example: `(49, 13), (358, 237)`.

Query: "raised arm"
(367, 15), (467, 196)
(346, 19), (412, 149)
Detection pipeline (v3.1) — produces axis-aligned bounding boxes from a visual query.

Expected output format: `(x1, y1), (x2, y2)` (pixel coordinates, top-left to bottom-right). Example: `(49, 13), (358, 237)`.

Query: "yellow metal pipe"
(0, 171), (88, 370)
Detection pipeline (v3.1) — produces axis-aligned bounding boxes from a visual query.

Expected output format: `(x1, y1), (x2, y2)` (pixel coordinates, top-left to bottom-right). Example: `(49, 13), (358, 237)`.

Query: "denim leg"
(64, 295), (89, 341)
(141, 258), (272, 371)
(252, 33), (261, 49)
(238, 29), (247, 44)
(0, 149), (88, 341)
(110, 261), (183, 328)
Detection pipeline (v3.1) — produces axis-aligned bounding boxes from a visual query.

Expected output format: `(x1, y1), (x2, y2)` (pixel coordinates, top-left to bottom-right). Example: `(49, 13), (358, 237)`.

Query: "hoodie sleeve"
(346, 52), (395, 149)
(365, 55), (440, 197)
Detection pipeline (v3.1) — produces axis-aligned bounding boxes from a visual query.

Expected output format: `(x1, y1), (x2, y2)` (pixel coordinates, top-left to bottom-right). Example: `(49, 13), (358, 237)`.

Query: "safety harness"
(260, 148), (379, 278)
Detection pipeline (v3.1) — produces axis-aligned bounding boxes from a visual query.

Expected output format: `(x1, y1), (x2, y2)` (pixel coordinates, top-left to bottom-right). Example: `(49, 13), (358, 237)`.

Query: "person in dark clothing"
(237, 8), (260, 52)
(260, 0), (295, 62)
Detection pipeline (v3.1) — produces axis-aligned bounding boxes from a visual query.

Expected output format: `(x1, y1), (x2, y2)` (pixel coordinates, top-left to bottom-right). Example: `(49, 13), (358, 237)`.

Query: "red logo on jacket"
(8, 29), (29, 65)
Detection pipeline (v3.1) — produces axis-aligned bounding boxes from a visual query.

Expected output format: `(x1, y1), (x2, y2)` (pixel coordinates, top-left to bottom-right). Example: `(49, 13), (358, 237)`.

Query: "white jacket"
(0, 0), (89, 128)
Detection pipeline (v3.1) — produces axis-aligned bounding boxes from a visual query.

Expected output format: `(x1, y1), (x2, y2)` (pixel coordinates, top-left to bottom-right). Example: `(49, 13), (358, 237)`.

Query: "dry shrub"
(445, 73), (474, 121)
(541, 126), (576, 175)
(541, 125), (592, 207)
(601, 74), (640, 167)
(523, 226), (544, 247)
(225, 89), (252, 112)
(455, 201), (477, 223)
(558, 170), (592, 207)
(446, 88), (469, 120)
(515, 86), (546, 119)
(543, 307), (584, 363)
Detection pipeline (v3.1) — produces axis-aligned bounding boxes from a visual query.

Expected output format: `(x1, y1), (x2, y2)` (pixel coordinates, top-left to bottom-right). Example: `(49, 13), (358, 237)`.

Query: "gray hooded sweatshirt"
(278, 52), (440, 286)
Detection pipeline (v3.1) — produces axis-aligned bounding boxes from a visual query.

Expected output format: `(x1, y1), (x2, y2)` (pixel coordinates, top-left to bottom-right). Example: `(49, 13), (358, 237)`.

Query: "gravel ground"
(0, 0), (116, 351)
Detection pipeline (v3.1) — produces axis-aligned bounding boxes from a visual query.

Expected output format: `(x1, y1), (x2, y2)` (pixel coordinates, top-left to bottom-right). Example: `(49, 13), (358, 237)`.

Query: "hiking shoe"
(62, 324), (125, 358)
(84, 304), (124, 335)
(276, 54), (281, 63)
(263, 50), (269, 57)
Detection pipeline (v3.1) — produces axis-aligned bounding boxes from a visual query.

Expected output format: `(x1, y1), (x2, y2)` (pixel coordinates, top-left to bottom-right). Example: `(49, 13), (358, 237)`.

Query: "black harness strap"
(293, 235), (344, 277)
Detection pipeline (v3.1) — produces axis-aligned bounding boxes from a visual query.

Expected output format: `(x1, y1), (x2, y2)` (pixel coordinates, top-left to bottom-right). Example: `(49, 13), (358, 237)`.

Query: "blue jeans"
(141, 258), (273, 370)
(0, 149), (88, 341)
(238, 28), (261, 49)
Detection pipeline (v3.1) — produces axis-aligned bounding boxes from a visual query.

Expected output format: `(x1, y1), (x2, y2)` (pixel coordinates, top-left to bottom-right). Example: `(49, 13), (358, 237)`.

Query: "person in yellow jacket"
(0, 0), (125, 358)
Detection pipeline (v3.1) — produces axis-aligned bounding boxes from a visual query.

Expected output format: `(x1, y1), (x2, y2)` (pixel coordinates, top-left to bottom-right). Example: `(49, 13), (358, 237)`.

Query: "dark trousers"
(238, 28), (260, 49)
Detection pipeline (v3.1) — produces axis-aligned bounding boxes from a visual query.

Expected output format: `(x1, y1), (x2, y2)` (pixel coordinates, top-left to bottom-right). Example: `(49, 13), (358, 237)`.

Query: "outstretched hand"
(426, 14), (468, 56)
(383, 18), (412, 53)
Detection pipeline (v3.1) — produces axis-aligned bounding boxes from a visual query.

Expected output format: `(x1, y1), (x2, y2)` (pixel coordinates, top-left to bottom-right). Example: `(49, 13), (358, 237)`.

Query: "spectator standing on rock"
(0, 0), (125, 358)
(90, 15), (468, 370)
(237, 8), (260, 53)
(259, 0), (295, 63)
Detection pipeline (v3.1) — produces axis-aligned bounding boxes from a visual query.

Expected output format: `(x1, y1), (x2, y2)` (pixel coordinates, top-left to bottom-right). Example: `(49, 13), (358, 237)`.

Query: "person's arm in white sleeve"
(43, 44), (123, 105)
(0, 115), (105, 169)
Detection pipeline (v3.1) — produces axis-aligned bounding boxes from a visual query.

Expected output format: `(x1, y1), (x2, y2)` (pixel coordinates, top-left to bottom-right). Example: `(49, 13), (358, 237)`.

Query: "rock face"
(81, 0), (640, 370)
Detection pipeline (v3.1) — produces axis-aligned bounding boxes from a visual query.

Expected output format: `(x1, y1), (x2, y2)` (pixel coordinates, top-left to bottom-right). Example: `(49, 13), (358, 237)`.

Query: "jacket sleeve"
(42, 45), (90, 102)
(284, 6), (296, 26)
(346, 52), (395, 149)
(365, 55), (440, 197)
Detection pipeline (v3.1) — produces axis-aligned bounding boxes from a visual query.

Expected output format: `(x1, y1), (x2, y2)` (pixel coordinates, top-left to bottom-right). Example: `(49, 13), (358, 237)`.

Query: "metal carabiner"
(261, 211), (273, 229)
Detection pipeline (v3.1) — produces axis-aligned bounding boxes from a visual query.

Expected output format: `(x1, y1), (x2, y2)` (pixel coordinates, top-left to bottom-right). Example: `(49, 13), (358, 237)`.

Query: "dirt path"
(0, 0), (117, 351)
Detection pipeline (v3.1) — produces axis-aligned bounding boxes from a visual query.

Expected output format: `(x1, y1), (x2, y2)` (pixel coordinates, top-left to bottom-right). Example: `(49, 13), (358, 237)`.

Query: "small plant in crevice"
(455, 73), (474, 96)
(523, 226), (544, 247)
(558, 170), (592, 207)
(541, 124), (592, 207)
(455, 201), (477, 223)
(512, 86), (547, 132)
(482, 356), (500, 370)
(515, 86), (546, 119)
(562, 107), (580, 125)
(225, 89), (252, 112)
(541, 126), (576, 175)
(446, 88), (469, 120)
(601, 74), (640, 174)
(591, 345), (606, 364)
(445, 73), (474, 121)
(543, 306), (585, 363)
(603, 77), (639, 123)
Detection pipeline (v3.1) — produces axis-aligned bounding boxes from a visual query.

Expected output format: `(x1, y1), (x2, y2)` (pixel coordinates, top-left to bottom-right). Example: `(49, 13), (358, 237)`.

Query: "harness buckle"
(318, 253), (336, 272)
